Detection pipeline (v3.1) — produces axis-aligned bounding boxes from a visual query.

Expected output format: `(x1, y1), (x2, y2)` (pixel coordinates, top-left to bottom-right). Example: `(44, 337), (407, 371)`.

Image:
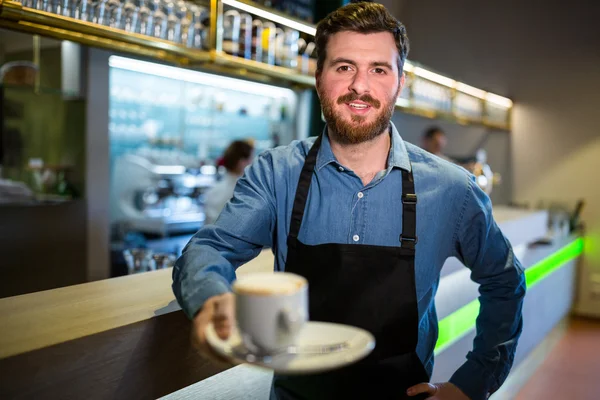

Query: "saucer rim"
(205, 321), (376, 375)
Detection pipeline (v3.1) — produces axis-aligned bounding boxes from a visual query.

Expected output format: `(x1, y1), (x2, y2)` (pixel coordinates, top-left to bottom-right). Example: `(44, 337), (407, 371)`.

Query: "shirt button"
(353, 235), (360, 242)
(357, 192), (364, 199)
(338, 166), (344, 172)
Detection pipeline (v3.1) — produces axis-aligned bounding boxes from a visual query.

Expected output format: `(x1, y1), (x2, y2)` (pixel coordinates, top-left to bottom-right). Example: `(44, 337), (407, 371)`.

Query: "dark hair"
(315, 1), (409, 74)
(223, 140), (253, 172)
(423, 126), (445, 140)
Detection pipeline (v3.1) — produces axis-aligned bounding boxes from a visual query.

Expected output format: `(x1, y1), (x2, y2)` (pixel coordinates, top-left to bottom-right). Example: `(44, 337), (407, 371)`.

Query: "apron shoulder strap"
(400, 168), (417, 250)
(289, 135), (322, 240)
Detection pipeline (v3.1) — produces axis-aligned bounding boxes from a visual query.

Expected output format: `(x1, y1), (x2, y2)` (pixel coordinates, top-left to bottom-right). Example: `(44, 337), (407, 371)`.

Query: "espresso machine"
(454, 148), (500, 196)
(110, 147), (216, 236)
(462, 149), (498, 195)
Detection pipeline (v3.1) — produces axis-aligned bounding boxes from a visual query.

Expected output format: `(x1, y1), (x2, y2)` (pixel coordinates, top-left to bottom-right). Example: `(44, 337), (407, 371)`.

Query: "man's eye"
(337, 65), (351, 72)
(374, 68), (386, 74)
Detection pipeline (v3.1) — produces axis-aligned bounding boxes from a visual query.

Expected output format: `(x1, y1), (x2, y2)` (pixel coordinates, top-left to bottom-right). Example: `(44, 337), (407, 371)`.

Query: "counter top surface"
(0, 268), (174, 359)
(0, 248), (274, 359)
(491, 205), (545, 222)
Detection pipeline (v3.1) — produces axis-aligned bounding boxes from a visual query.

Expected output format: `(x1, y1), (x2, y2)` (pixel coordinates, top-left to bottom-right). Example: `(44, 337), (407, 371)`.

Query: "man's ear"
(396, 72), (406, 98)
(315, 71), (322, 98)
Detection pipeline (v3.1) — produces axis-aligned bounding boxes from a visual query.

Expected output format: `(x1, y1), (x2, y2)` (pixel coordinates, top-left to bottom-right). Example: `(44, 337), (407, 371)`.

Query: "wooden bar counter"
(0, 250), (275, 400)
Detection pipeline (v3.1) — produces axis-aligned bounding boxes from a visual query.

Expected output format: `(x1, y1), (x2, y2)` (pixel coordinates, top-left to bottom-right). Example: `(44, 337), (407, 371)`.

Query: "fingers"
(213, 316), (233, 340)
(213, 293), (235, 340)
(407, 382), (438, 397)
(191, 293), (236, 366)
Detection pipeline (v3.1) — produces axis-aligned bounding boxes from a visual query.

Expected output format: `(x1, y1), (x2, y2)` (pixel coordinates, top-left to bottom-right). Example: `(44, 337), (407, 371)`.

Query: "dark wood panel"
(0, 310), (231, 400)
(0, 201), (87, 298)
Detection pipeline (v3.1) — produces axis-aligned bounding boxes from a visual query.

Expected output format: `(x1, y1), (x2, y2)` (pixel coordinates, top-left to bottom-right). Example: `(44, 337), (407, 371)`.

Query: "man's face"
(316, 31), (404, 144)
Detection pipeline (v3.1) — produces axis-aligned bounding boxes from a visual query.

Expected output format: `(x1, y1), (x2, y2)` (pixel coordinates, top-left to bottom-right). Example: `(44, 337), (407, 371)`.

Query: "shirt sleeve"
(448, 175), (527, 400)
(172, 152), (277, 319)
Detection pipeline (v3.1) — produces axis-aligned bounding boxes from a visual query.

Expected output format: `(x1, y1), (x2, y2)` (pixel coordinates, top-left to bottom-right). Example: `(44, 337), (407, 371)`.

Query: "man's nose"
(348, 70), (371, 95)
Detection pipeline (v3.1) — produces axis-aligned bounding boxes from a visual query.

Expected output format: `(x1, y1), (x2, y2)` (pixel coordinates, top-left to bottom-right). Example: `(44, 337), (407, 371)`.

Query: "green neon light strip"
(434, 237), (585, 354)
(525, 238), (585, 287)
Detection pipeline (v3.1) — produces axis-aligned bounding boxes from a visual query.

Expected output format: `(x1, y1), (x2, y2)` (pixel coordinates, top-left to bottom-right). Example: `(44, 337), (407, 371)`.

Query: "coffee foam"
(233, 273), (306, 296)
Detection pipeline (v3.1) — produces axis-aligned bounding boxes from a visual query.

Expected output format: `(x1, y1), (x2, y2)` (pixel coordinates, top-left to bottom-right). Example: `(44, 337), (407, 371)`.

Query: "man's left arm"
(447, 176), (527, 400)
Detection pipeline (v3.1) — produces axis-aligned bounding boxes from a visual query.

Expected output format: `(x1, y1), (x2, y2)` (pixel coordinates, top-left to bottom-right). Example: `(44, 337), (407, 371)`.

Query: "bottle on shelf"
(151, 0), (167, 39)
(137, 0), (154, 37)
(239, 13), (253, 60)
(187, 5), (206, 49)
(273, 27), (285, 66)
(251, 19), (264, 62)
(223, 9), (241, 56)
(282, 28), (299, 68)
(165, 1), (182, 43)
(120, 0), (139, 32)
(261, 21), (277, 65)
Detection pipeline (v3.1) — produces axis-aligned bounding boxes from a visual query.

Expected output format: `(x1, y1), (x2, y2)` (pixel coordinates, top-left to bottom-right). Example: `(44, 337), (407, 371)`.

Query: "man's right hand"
(191, 292), (236, 365)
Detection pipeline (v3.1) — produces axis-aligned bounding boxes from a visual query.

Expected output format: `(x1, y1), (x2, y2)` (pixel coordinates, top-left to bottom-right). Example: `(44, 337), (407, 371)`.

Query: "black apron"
(271, 134), (431, 400)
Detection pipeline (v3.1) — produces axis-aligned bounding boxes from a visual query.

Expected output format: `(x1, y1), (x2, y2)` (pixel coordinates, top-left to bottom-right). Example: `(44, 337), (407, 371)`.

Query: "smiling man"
(172, 2), (526, 400)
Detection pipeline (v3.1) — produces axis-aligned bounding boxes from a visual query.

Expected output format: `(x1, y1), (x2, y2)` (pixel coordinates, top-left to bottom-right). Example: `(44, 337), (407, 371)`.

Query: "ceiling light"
(413, 66), (456, 88)
(109, 56), (296, 100)
(486, 92), (513, 108)
(222, 0), (317, 36)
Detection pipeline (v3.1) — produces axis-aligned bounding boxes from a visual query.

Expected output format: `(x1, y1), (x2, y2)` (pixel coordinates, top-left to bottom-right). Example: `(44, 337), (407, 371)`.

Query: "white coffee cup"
(233, 272), (308, 354)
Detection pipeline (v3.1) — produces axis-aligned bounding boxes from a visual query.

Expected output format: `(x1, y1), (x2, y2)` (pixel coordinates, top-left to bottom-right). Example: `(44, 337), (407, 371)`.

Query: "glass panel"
(0, 29), (86, 204)
(108, 56), (297, 238)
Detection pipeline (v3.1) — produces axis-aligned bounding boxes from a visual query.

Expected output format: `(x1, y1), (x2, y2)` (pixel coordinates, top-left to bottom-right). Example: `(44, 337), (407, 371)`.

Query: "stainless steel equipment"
(110, 148), (216, 236)
(457, 149), (500, 196)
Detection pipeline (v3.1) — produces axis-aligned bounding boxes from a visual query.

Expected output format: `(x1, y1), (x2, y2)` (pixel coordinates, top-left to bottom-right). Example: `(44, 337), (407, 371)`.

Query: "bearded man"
(173, 3), (526, 400)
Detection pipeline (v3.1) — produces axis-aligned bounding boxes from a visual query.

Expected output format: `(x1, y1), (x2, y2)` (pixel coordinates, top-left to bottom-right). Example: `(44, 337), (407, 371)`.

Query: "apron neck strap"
(289, 135), (322, 239)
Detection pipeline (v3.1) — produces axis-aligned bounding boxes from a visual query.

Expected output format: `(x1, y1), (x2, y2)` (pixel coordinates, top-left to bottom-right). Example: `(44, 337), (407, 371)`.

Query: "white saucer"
(206, 321), (375, 375)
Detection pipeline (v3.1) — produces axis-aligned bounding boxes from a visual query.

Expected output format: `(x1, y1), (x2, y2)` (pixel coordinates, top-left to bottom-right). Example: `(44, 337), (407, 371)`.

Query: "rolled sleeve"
(172, 152), (277, 319)
(449, 359), (495, 400)
(450, 175), (527, 400)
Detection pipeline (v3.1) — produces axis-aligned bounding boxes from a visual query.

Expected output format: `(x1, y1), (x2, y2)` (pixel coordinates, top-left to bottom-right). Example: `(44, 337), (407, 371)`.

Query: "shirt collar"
(315, 122), (412, 172)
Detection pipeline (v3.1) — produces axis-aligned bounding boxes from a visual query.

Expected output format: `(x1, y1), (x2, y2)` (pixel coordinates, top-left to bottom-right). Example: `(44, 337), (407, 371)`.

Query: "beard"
(319, 87), (399, 145)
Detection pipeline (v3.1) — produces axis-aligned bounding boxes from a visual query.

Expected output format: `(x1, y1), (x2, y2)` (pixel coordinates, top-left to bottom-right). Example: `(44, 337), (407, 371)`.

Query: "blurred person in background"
(203, 139), (254, 225)
(421, 126), (453, 162)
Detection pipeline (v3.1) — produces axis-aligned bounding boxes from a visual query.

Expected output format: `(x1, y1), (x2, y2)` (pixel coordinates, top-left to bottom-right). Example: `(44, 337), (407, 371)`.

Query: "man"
(204, 139), (254, 225)
(421, 126), (452, 162)
(173, 3), (526, 400)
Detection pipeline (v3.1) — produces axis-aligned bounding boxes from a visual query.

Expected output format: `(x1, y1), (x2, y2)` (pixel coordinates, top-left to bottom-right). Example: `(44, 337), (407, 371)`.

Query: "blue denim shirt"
(173, 123), (526, 400)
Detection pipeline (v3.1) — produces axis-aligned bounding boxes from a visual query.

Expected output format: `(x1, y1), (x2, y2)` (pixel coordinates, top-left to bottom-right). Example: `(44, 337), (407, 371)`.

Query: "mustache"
(336, 93), (381, 109)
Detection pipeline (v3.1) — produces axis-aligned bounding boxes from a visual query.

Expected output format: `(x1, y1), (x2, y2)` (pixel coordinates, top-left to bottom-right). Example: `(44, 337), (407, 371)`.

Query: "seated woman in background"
(203, 140), (254, 225)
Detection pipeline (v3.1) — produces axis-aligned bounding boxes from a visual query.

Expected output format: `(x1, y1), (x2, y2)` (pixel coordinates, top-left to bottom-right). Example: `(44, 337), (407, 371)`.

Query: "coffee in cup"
(233, 272), (308, 354)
